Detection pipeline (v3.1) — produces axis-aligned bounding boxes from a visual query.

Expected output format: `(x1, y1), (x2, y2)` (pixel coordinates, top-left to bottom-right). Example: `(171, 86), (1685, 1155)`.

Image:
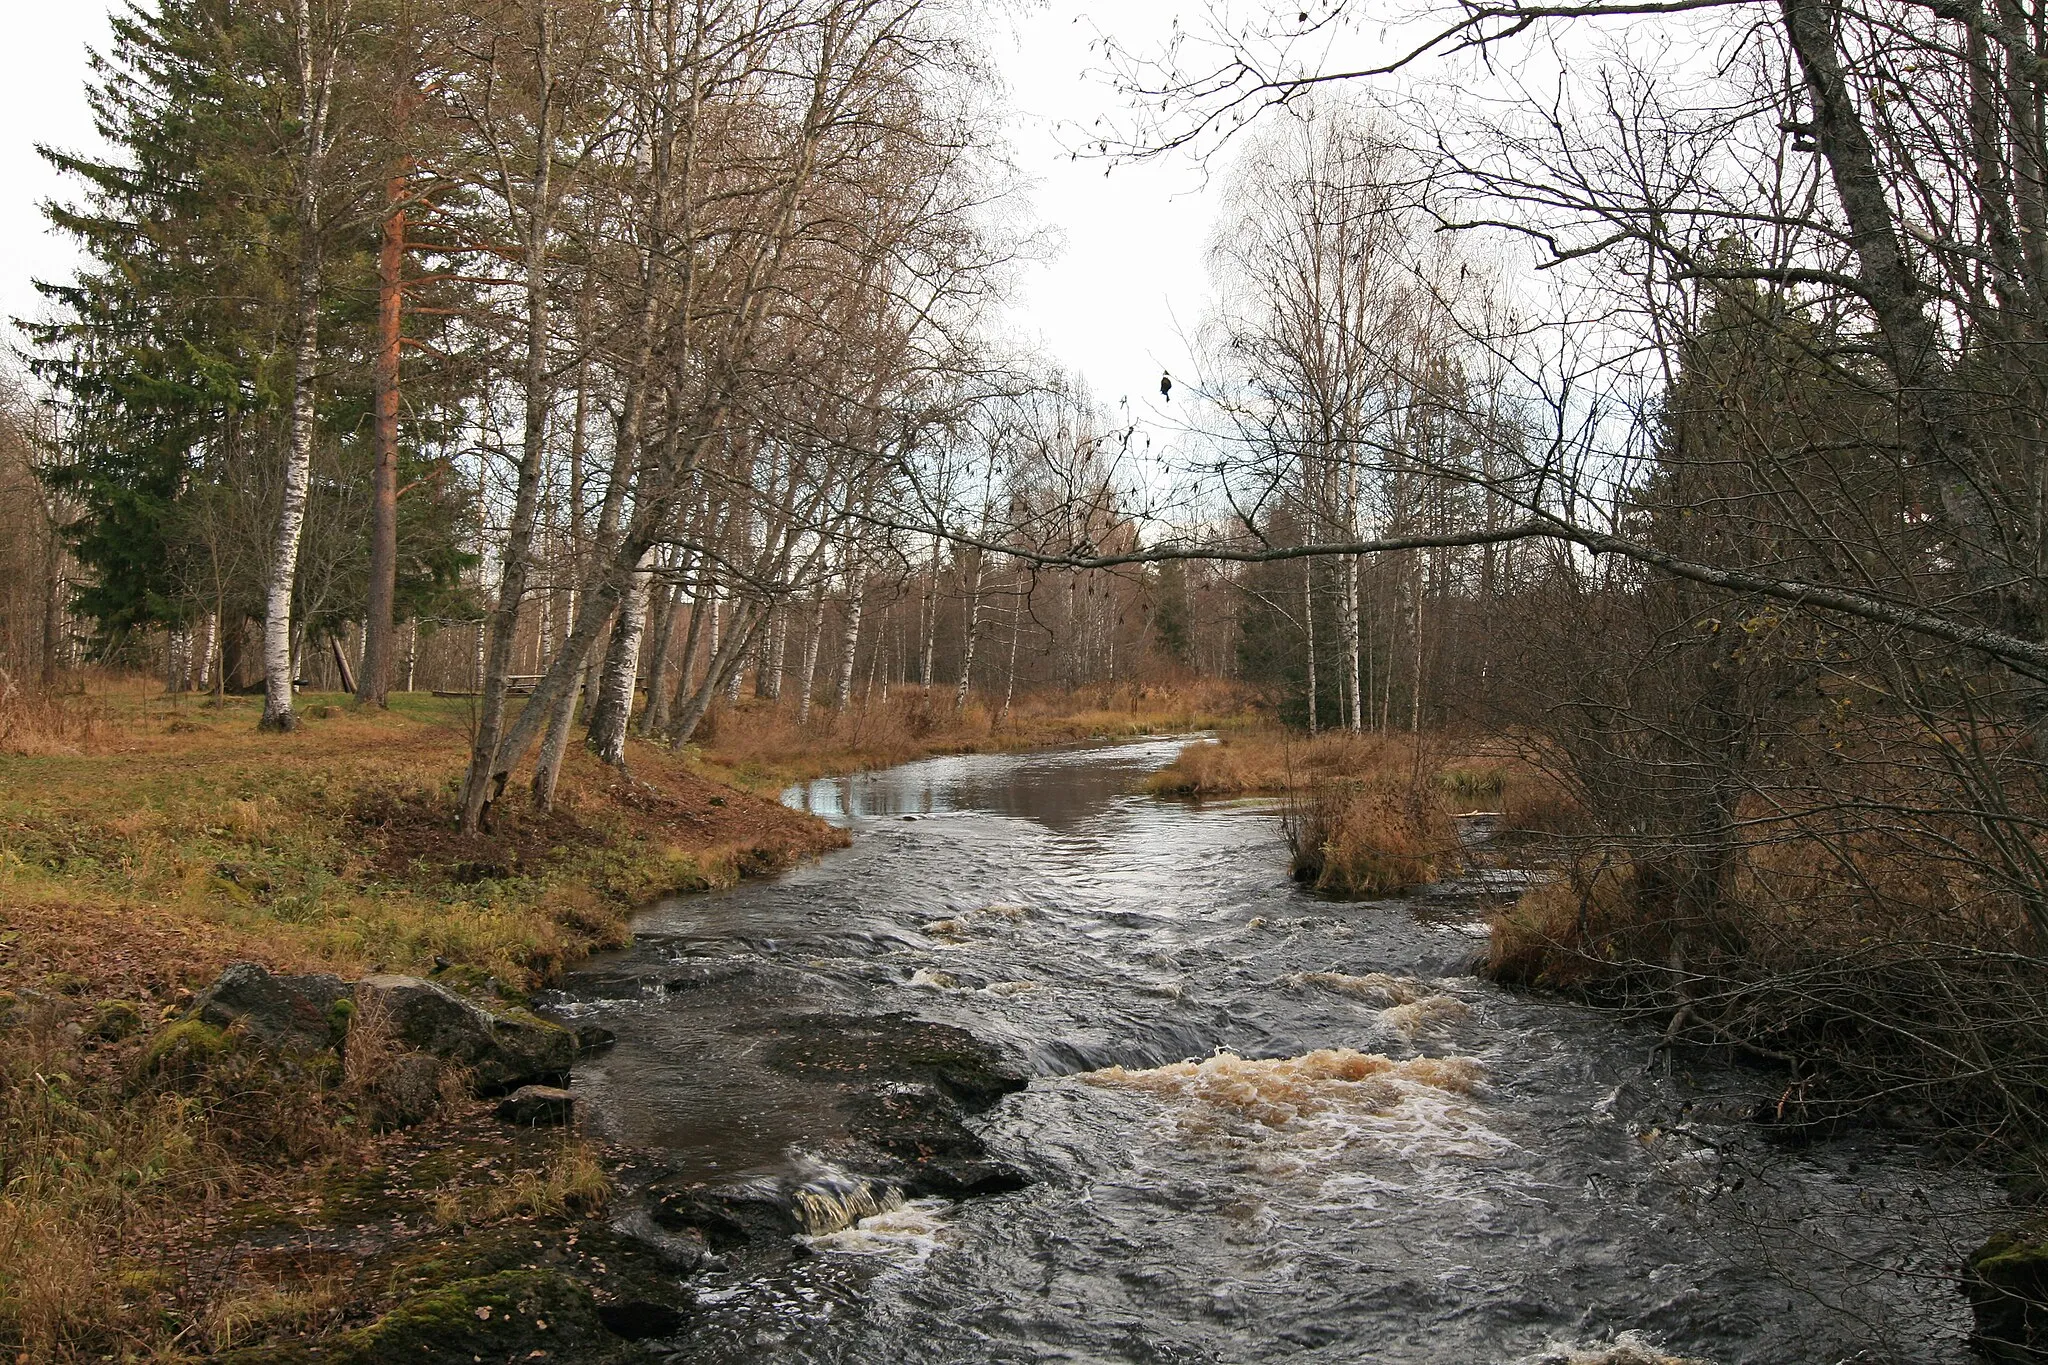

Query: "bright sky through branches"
(0, 3), (1215, 415)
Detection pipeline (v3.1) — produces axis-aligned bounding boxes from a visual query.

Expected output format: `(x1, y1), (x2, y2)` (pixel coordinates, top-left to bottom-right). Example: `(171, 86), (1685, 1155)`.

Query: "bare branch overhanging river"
(545, 737), (1995, 1363)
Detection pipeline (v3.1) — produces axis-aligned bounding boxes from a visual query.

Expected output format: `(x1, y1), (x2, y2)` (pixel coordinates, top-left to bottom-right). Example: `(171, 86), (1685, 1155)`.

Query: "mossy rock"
(215, 1269), (616, 1365)
(431, 962), (530, 1006)
(41, 970), (90, 995)
(1967, 1230), (2048, 1362)
(88, 999), (145, 1041)
(141, 1018), (232, 1077)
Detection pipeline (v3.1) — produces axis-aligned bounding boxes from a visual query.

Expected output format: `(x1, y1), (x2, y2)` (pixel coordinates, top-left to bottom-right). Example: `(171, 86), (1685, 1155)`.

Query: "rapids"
(550, 737), (1996, 1363)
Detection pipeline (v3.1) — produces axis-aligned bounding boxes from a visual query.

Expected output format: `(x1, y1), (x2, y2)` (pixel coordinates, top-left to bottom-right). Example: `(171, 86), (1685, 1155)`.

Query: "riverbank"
(0, 682), (852, 1358)
(690, 676), (1254, 792)
(0, 677), (1257, 1359)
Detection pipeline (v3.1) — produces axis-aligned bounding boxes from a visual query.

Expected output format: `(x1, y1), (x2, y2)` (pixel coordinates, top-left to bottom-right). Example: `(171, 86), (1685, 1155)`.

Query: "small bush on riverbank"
(1283, 779), (1458, 896)
(1487, 812), (2048, 1140)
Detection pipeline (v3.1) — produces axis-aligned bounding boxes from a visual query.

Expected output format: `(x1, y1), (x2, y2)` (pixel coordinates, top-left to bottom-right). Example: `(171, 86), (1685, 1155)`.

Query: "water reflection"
(780, 736), (1193, 830)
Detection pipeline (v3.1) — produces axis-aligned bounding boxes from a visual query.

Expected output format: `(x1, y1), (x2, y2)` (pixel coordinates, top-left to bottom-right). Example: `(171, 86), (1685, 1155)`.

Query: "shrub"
(1283, 778), (1457, 896)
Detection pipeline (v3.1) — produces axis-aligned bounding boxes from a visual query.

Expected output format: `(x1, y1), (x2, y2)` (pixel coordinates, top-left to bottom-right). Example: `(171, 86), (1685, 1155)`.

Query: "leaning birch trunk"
(587, 544), (657, 765)
(723, 630), (747, 704)
(796, 585), (826, 725)
(663, 588), (711, 738)
(260, 5), (332, 732)
(640, 569), (684, 736)
(834, 562), (866, 711)
(531, 609), (606, 814)
(669, 602), (768, 746)
(459, 8), (556, 832)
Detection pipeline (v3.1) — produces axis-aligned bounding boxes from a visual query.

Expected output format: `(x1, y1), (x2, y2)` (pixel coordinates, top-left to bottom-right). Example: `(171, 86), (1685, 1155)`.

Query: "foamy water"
(560, 737), (1996, 1363)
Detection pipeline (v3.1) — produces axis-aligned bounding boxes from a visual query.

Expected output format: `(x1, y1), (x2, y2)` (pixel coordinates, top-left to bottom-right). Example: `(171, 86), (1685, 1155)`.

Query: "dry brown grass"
(0, 683), (113, 757)
(430, 1139), (611, 1228)
(1283, 777), (1460, 897)
(1486, 853), (1648, 989)
(697, 677), (1256, 789)
(1499, 770), (1589, 837)
(0, 992), (355, 1359)
(1144, 728), (1421, 797)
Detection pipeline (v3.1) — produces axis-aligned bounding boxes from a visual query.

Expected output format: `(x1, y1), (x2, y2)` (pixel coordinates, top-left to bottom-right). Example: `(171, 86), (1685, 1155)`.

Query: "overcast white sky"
(0, 4), (1217, 411)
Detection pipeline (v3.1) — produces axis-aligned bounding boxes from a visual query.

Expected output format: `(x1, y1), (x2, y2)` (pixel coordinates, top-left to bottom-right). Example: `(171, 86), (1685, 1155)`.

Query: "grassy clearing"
(0, 680), (842, 989)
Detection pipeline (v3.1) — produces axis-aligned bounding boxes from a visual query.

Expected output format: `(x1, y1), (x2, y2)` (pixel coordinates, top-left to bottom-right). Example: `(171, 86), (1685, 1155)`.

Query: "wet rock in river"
(828, 1083), (1030, 1199)
(355, 973), (576, 1092)
(189, 961), (350, 1053)
(758, 1011), (1029, 1110)
(496, 1083), (576, 1127)
(650, 1179), (805, 1250)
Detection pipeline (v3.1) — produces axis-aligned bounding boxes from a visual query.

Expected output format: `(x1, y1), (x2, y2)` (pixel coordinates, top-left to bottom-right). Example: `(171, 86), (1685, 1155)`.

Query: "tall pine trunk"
(358, 168), (406, 707)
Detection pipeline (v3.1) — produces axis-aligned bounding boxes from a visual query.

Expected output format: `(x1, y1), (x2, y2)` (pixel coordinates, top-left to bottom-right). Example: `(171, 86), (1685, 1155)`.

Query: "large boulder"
(354, 974), (576, 1092)
(828, 1083), (1030, 1199)
(1968, 1231), (2048, 1362)
(190, 962), (349, 1054)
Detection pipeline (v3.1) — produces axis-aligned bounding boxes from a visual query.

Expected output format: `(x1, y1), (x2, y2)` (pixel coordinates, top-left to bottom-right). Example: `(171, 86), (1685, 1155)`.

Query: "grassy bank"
(0, 673), (1259, 1359)
(0, 679), (841, 1360)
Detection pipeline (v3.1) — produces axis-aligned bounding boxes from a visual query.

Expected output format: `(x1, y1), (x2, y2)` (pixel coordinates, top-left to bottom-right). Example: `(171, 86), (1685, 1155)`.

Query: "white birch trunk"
(834, 562), (866, 711)
(260, 0), (332, 732)
(796, 585), (826, 725)
(1302, 556), (1319, 734)
(588, 545), (657, 765)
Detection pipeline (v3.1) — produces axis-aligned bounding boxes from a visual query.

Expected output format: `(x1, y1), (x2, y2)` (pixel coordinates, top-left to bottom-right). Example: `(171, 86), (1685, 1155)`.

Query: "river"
(551, 736), (1995, 1364)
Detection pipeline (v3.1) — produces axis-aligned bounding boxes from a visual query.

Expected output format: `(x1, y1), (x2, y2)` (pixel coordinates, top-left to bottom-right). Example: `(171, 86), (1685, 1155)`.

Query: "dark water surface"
(553, 738), (1994, 1364)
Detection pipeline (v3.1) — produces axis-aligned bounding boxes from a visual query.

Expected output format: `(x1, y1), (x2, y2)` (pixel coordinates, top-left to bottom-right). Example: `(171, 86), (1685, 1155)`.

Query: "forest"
(4, 0), (2048, 1361)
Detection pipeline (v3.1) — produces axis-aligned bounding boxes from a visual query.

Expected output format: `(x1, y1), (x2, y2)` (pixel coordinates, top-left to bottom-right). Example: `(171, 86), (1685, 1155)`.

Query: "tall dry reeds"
(1144, 728), (1429, 798)
(1282, 777), (1459, 897)
(0, 682), (111, 757)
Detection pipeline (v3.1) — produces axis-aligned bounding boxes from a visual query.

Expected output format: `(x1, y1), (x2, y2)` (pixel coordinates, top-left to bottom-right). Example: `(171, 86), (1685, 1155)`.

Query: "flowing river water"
(550, 737), (1997, 1364)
